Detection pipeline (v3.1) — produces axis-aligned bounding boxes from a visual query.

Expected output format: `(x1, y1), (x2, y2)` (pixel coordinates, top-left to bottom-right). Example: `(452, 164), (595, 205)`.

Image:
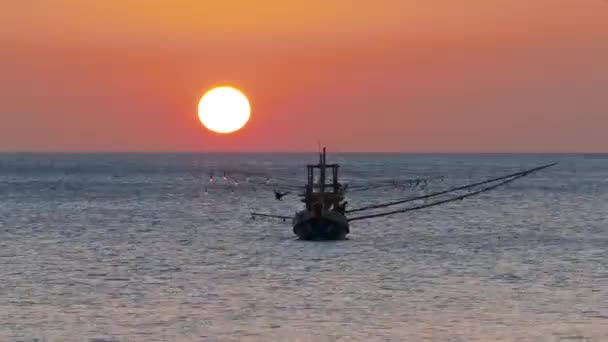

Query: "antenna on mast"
(317, 140), (322, 164)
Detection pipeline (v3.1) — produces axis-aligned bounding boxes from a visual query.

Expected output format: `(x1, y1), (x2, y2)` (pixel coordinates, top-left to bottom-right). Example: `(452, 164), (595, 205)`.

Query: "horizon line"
(1, 150), (607, 155)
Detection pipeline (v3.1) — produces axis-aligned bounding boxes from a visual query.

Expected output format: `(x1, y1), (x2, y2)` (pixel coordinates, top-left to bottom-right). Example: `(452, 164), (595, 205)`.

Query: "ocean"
(0, 153), (606, 341)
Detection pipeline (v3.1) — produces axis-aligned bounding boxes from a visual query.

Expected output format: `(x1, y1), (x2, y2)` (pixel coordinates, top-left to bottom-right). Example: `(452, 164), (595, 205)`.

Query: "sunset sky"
(1, 0), (607, 152)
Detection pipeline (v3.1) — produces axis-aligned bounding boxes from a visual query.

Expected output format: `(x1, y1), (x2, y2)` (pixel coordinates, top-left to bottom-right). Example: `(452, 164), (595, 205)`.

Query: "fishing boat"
(251, 147), (556, 241)
(292, 147), (350, 240)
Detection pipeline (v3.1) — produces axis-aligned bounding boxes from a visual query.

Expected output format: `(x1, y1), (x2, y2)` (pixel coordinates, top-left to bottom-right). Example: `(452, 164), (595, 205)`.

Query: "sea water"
(0, 153), (606, 341)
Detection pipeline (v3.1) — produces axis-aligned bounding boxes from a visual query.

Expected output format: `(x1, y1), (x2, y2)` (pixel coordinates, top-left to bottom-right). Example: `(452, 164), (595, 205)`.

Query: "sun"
(197, 86), (251, 134)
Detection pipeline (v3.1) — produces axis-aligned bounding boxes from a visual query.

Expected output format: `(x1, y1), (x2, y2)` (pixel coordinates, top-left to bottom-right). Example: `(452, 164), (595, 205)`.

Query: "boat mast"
(320, 147), (326, 194)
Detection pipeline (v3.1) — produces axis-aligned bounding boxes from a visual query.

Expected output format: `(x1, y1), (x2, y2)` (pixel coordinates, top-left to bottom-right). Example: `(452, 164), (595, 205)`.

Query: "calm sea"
(0, 153), (606, 341)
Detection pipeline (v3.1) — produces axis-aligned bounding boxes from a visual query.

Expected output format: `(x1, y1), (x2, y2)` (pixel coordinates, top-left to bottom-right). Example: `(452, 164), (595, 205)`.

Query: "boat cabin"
(302, 148), (345, 212)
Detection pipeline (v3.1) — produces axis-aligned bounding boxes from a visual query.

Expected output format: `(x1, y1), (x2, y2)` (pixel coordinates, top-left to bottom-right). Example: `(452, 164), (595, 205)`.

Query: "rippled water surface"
(0, 153), (606, 341)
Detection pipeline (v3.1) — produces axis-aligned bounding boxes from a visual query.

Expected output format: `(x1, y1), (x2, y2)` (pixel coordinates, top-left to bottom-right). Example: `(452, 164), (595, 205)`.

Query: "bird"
(336, 201), (348, 213)
(273, 189), (290, 200)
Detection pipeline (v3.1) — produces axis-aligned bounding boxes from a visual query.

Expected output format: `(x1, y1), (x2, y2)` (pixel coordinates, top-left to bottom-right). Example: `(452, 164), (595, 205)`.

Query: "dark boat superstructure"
(292, 148), (350, 240)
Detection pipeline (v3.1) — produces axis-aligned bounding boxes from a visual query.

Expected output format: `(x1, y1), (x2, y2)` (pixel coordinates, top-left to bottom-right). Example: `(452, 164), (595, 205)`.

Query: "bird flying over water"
(273, 190), (290, 200)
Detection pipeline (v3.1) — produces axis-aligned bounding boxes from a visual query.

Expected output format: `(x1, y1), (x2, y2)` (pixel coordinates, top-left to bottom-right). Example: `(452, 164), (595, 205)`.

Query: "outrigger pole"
(347, 162), (556, 222)
(346, 162), (557, 214)
(250, 213), (291, 222)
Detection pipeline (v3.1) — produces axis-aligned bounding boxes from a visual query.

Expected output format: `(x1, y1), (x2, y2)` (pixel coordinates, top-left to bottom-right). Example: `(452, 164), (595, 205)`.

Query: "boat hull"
(293, 210), (350, 240)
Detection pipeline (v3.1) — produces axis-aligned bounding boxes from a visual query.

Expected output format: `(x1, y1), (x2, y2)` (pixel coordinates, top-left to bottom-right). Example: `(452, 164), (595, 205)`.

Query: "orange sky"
(1, 0), (607, 152)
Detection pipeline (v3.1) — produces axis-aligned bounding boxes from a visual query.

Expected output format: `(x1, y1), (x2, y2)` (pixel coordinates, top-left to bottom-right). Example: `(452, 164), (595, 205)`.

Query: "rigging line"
(347, 181), (419, 189)
(347, 169), (539, 222)
(346, 176), (437, 186)
(347, 181), (431, 192)
(346, 162), (556, 213)
(251, 213), (292, 220)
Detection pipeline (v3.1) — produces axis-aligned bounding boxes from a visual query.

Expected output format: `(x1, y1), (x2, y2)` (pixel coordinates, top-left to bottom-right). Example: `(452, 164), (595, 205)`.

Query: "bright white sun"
(197, 86), (251, 134)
